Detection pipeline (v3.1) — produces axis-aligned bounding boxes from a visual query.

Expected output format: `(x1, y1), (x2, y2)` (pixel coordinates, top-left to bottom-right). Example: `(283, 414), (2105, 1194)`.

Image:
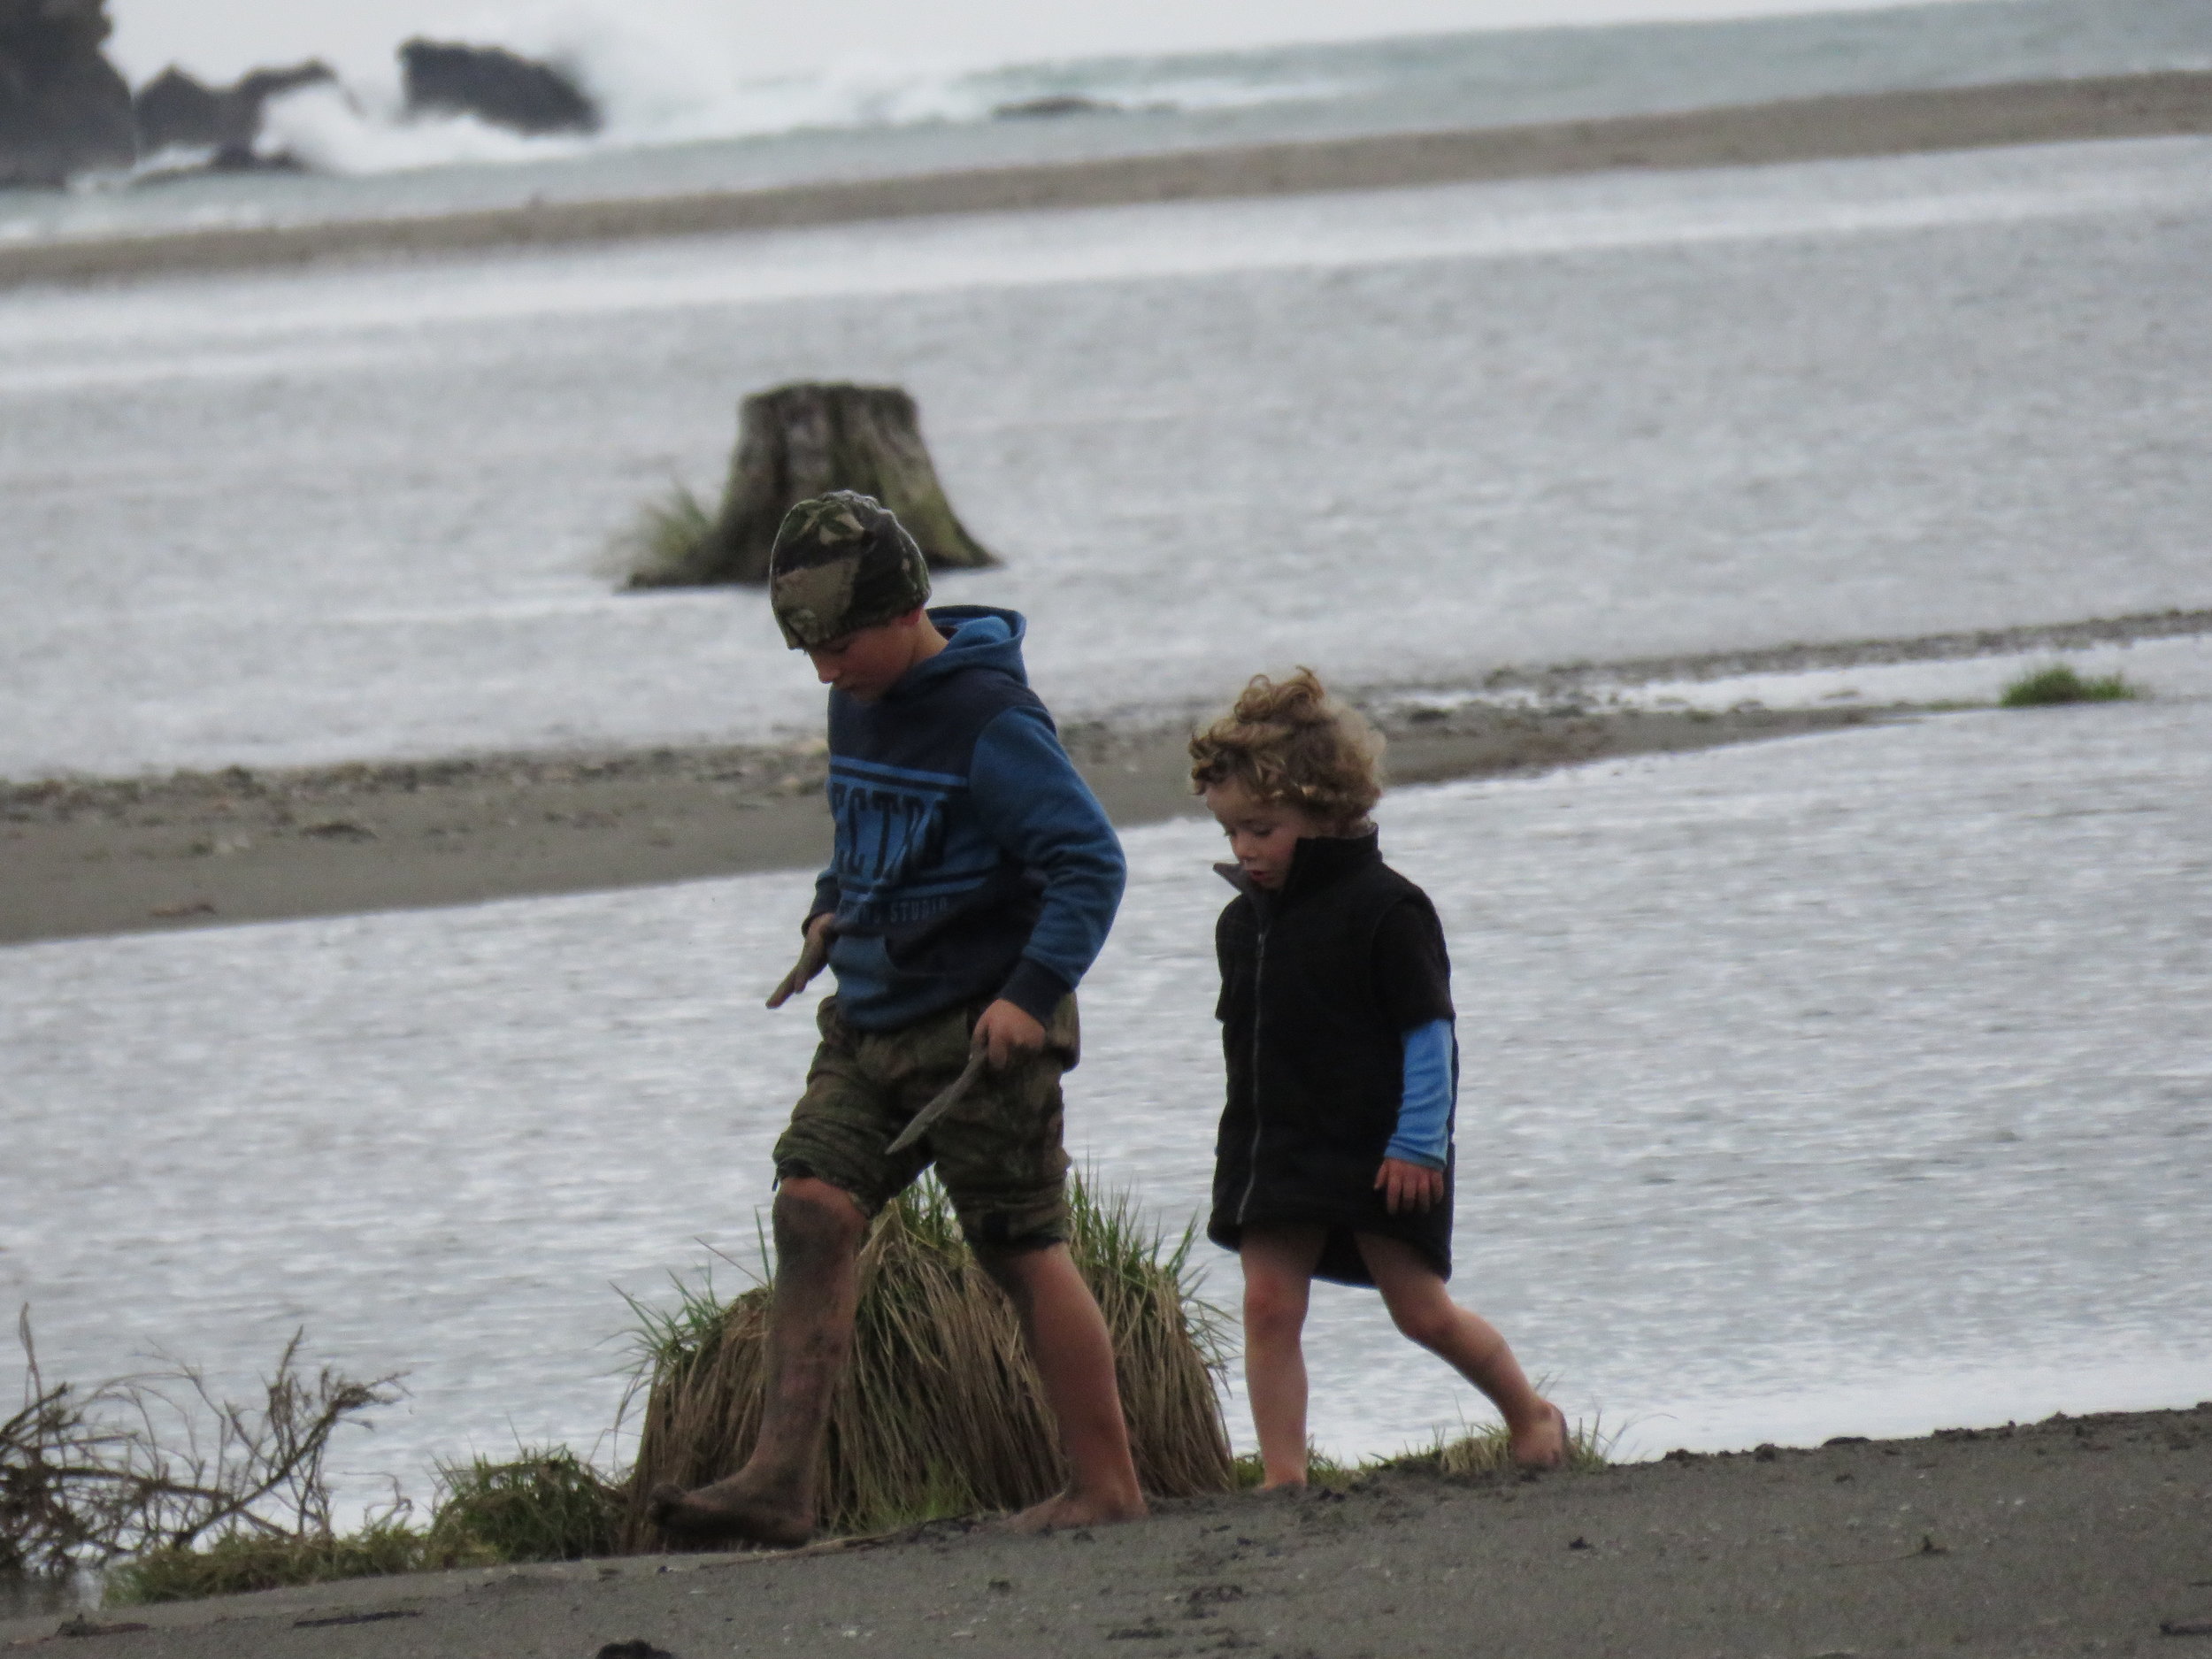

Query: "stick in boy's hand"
(766, 915), (836, 1009)
(1375, 1157), (1445, 1215)
(884, 1043), (988, 1155)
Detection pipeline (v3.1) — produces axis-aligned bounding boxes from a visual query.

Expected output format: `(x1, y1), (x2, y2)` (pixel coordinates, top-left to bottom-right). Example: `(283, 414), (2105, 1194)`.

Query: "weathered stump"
(634, 382), (997, 588)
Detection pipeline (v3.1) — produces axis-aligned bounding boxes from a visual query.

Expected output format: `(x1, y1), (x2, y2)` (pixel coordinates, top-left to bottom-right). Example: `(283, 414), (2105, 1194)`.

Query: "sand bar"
(10, 609), (2208, 947)
(5, 71), (2210, 288)
(5, 1406), (2209, 1657)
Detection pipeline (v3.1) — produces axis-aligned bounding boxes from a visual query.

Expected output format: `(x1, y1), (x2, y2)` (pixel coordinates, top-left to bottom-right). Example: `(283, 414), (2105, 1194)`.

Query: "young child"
(649, 491), (1145, 1545)
(1190, 669), (1569, 1486)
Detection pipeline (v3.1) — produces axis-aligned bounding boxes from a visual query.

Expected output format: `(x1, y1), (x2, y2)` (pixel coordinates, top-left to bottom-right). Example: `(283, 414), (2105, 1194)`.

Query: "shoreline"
(5, 1404), (2208, 1655)
(4, 71), (2209, 288)
(9, 607), (2209, 948)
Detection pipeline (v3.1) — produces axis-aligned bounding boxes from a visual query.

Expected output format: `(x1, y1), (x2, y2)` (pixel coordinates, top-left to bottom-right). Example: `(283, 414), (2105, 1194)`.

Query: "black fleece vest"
(1207, 832), (1456, 1286)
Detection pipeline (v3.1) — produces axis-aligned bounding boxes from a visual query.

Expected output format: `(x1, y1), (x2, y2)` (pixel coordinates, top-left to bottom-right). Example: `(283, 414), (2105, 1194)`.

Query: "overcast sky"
(106, 0), (1945, 86)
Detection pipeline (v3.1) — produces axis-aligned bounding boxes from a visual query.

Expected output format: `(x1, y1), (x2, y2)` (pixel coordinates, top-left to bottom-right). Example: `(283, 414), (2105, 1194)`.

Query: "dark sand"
(6, 1406), (2210, 1657)
(5, 71), (2210, 288)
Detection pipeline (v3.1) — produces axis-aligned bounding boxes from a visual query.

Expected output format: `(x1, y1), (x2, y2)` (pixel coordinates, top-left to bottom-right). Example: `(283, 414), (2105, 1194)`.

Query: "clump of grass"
(611, 482), (718, 589)
(2001, 663), (2140, 707)
(619, 1172), (1235, 1544)
(1375, 1415), (1611, 1479)
(105, 1520), (456, 1604)
(428, 1447), (623, 1563)
(105, 1448), (626, 1605)
(1229, 1416), (1609, 1490)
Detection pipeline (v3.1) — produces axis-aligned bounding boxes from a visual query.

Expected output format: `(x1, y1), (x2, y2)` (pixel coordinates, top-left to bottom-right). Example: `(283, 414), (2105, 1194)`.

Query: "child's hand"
(973, 999), (1046, 1069)
(1374, 1158), (1444, 1215)
(766, 913), (836, 1008)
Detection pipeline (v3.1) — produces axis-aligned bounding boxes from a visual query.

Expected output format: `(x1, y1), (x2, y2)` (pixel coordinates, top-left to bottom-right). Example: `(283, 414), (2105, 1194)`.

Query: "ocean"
(5, 0), (2211, 246)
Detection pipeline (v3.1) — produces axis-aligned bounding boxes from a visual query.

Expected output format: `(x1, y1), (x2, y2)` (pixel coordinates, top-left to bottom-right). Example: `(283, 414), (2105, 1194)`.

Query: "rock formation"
(399, 39), (597, 135)
(628, 383), (999, 588)
(0, 0), (134, 188)
(134, 60), (332, 165)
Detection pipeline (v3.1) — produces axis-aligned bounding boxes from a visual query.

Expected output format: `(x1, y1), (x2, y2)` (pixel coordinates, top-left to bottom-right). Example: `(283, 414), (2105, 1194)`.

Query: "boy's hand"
(767, 913), (836, 1009)
(1375, 1158), (1444, 1215)
(973, 999), (1046, 1069)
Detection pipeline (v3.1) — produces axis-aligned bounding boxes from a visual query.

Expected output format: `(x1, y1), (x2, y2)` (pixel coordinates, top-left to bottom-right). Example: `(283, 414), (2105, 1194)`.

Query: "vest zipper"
(1236, 915), (1268, 1225)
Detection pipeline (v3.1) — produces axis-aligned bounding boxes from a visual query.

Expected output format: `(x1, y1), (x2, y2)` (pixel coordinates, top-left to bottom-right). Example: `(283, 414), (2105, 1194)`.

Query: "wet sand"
(0, 703), (1880, 946)
(5, 71), (2210, 288)
(12, 609), (2209, 947)
(6, 1406), (2209, 1657)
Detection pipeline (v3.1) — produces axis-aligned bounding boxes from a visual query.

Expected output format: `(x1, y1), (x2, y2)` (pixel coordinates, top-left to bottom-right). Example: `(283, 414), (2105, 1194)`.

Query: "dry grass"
(4, 1310), (399, 1583)
(619, 1173), (1234, 1544)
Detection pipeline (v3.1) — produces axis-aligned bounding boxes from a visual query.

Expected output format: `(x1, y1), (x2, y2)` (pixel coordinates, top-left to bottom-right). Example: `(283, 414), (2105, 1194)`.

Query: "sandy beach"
(4, 70), (2209, 288)
(6, 1406), (2208, 1657)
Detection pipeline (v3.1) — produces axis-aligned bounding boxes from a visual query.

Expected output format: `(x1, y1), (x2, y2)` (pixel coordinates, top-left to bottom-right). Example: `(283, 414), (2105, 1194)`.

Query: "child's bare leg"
(977, 1241), (1148, 1530)
(1239, 1226), (1326, 1489)
(647, 1178), (868, 1545)
(1356, 1233), (1569, 1470)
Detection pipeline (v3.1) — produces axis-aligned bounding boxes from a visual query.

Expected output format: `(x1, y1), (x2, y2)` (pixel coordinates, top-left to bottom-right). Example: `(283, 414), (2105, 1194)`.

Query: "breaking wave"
(243, 3), (1345, 177)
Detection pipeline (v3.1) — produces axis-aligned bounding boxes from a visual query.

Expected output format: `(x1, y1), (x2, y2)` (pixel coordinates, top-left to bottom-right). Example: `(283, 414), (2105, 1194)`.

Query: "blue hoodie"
(808, 605), (1126, 1033)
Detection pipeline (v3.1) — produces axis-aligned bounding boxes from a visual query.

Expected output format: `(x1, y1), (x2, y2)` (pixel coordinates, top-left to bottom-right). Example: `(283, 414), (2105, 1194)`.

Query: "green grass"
(104, 1449), (623, 1606)
(427, 1447), (624, 1564)
(620, 1171), (1235, 1543)
(1231, 1416), (1610, 1490)
(611, 482), (718, 589)
(105, 1522), (465, 1604)
(2001, 664), (2140, 707)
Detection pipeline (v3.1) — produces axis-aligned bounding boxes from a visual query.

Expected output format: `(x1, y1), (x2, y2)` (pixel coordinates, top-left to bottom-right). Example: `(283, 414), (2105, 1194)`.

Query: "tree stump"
(641, 383), (997, 588)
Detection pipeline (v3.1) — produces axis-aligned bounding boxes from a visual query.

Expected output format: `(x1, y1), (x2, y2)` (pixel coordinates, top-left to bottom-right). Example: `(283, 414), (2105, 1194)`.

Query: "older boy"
(649, 492), (1145, 1545)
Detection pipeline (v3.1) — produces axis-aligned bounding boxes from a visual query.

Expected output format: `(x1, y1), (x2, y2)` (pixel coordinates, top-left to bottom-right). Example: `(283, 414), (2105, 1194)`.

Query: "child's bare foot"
(1006, 1485), (1148, 1533)
(647, 1475), (814, 1548)
(1509, 1402), (1571, 1471)
(1255, 1478), (1308, 1494)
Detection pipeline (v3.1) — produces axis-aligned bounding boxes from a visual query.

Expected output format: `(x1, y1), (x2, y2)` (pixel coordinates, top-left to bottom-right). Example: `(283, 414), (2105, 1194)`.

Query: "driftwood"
(627, 382), (996, 588)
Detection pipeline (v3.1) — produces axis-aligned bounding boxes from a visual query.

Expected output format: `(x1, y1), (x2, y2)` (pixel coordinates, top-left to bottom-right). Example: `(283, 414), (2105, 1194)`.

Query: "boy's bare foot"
(1509, 1402), (1572, 1471)
(1255, 1478), (1309, 1494)
(1006, 1486), (1148, 1533)
(646, 1476), (815, 1548)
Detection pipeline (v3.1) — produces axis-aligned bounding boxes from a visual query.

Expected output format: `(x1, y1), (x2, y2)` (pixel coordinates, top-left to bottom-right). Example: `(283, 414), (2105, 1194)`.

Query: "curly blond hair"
(1188, 668), (1383, 827)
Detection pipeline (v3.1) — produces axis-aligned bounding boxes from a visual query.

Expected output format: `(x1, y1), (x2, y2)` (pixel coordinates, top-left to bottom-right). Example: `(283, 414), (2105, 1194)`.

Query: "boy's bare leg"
(1238, 1226), (1326, 1489)
(1356, 1233), (1570, 1470)
(647, 1178), (869, 1545)
(976, 1241), (1148, 1530)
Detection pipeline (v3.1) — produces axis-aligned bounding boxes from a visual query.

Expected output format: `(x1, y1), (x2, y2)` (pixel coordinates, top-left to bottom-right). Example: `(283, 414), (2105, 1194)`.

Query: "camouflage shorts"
(772, 994), (1079, 1248)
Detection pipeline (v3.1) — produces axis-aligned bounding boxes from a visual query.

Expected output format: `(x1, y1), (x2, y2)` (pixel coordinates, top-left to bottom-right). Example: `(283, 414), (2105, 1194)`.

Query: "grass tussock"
(611, 482), (718, 589)
(105, 1521), (454, 1604)
(2001, 663), (2140, 707)
(429, 1447), (624, 1564)
(620, 1173), (1234, 1543)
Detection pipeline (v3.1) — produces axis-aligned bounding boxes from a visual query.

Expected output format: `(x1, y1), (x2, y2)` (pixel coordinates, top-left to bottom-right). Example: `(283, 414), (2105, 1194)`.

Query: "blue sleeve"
(967, 704), (1127, 1023)
(1386, 1018), (1455, 1170)
(807, 866), (839, 928)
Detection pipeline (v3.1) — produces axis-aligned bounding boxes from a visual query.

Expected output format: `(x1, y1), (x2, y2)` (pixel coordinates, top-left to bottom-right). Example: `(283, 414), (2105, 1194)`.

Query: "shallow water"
(5, 695), (2207, 1500)
(4, 135), (2210, 780)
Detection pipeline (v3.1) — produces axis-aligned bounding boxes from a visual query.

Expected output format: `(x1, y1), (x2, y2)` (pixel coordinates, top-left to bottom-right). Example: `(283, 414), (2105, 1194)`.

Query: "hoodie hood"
(883, 604), (1028, 699)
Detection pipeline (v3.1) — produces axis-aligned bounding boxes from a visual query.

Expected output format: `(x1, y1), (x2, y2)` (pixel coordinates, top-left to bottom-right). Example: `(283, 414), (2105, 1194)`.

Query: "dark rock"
(399, 39), (597, 135)
(133, 59), (331, 157)
(993, 94), (1118, 119)
(0, 0), (134, 188)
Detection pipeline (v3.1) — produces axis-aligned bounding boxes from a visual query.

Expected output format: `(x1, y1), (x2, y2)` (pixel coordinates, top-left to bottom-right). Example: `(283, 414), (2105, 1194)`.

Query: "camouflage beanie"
(767, 492), (932, 649)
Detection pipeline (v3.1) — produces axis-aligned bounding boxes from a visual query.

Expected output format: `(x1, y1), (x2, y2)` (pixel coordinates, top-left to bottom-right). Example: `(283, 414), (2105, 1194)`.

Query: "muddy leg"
(648, 1178), (867, 1545)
